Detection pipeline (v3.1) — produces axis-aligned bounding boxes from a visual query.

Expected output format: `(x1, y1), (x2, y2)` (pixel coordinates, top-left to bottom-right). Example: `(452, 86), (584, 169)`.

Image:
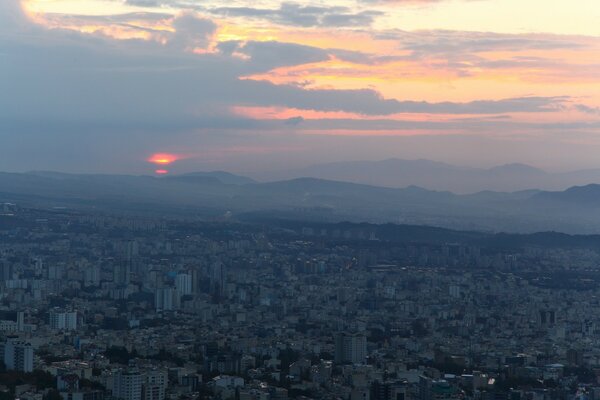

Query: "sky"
(1, 0), (600, 176)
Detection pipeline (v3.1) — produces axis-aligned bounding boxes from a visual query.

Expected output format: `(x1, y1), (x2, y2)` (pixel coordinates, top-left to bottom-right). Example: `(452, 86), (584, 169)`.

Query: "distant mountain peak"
(265, 159), (559, 193)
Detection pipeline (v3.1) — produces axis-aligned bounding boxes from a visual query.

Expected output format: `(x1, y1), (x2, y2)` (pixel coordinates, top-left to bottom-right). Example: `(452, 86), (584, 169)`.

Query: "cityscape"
(2, 0), (600, 399)
(2, 203), (600, 400)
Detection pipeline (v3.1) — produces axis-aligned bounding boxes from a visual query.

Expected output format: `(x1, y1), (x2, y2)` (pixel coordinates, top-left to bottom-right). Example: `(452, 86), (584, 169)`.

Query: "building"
(154, 287), (180, 311)
(113, 370), (143, 400)
(0, 261), (12, 282)
(210, 261), (226, 296)
(17, 311), (25, 331)
(84, 266), (101, 287)
(567, 349), (584, 366)
(175, 273), (192, 296)
(538, 310), (556, 327)
(335, 333), (368, 365)
(371, 380), (409, 400)
(60, 390), (104, 400)
(2, 338), (34, 372)
(113, 263), (131, 286)
(0, 320), (17, 332)
(49, 309), (78, 331)
(143, 370), (168, 400)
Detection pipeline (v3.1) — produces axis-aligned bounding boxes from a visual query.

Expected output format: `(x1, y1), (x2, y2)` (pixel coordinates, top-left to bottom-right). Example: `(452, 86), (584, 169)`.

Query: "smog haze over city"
(2, 1), (600, 400)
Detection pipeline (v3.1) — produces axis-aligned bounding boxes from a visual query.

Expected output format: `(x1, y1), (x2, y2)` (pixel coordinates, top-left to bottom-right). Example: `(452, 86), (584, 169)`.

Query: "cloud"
(125, 0), (165, 6)
(575, 104), (600, 115)
(397, 30), (586, 57)
(0, 20), (573, 141)
(217, 40), (331, 72)
(0, 0), (29, 30)
(236, 83), (568, 115)
(2, 0), (599, 175)
(285, 116), (305, 125)
(125, 1), (384, 28)
(0, 5), (582, 129)
(263, 116), (600, 133)
(169, 11), (217, 50)
(212, 3), (383, 28)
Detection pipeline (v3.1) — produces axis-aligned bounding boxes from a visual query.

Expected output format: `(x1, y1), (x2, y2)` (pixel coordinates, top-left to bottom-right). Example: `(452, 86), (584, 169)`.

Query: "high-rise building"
(2, 338), (34, 372)
(113, 263), (131, 286)
(567, 349), (584, 366)
(17, 311), (24, 332)
(49, 309), (78, 331)
(113, 370), (143, 400)
(334, 333), (367, 365)
(126, 240), (139, 261)
(143, 370), (167, 400)
(210, 261), (226, 296)
(84, 266), (101, 287)
(48, 264), (64, 280)
(154, 288), (179, 311)
(538, 309), (556, 327)
(175, 273), (192, 296)
(0, 261), (11, 282)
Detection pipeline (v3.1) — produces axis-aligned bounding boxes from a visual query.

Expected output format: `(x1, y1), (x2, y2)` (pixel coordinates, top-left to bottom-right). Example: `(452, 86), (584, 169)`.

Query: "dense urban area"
(1, 202), (600, 400)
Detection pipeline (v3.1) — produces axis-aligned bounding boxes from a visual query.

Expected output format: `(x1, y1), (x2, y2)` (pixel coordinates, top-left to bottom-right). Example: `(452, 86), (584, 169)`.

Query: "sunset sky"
(1, 0), (600, 175)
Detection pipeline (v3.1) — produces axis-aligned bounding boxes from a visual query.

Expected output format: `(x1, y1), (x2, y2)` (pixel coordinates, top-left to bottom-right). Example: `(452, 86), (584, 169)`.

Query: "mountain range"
(256, 159), (600, 193)
(2, 170), (600, 234)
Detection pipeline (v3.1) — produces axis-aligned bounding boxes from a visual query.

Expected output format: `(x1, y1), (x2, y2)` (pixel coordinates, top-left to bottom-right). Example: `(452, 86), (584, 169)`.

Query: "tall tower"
(17, 311), (24, 332)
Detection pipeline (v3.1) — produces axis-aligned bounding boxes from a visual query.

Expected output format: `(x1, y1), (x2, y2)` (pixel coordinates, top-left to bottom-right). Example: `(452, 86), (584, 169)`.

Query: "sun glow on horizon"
(148, 153), (180, 165)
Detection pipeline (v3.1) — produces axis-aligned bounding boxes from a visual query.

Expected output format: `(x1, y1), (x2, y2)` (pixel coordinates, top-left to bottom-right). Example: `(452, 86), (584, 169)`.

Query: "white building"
(49, 309), (78, 331)
(2, 338), (34, 372)
(113, 370), (143, 400)
(0, 320), (17, 332)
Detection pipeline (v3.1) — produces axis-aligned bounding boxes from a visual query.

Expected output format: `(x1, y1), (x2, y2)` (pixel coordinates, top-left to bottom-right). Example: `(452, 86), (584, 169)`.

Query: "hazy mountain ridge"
(260, 159), (600, 193)
(533, 184), (600, 205)
(169, 171), (256, 185)
(1, 171), (600, 233)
